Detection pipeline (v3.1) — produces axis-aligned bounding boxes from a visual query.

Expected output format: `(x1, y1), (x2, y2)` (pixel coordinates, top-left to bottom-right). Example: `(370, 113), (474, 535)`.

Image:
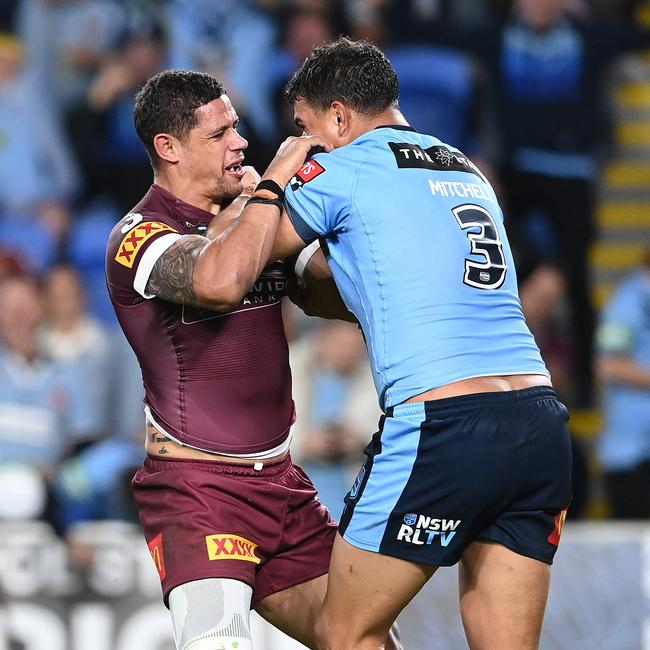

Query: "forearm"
(205, 193), (250, 240)
(194, 133), (333, 306)
(193, 204), (281, 308)
(597, 355), (650, 390)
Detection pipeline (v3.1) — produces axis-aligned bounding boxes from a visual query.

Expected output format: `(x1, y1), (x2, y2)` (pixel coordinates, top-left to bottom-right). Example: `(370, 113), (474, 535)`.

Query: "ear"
(331, 100), (351, 138)
(152, 133), (181, 164)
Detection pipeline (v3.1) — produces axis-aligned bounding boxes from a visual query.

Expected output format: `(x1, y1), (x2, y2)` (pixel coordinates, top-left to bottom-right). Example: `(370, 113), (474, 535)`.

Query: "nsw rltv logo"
(397, 513), (461, 547)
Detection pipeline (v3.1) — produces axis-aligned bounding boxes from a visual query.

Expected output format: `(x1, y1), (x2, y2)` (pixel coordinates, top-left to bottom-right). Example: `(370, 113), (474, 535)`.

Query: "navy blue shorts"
(339, 386), (572, 566)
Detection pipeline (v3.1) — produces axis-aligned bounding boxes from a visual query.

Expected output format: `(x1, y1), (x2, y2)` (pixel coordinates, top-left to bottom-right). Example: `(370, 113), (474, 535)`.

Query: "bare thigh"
(459, 540), (551, 650)
(316, 534), (436, 650)
(255, 573), (328, 649)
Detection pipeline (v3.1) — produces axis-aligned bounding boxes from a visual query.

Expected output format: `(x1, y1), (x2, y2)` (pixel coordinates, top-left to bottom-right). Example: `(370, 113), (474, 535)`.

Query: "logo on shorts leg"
(397, 513), (461, 547)
(205, 534), (261, 564)
(349, 466), (366, 500)
(148, 532), (166, 579)
(547, 507), (568, 546)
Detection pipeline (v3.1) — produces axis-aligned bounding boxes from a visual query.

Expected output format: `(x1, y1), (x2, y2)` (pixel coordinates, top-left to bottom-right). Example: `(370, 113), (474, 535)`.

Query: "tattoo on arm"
(145, 235), (208, 304)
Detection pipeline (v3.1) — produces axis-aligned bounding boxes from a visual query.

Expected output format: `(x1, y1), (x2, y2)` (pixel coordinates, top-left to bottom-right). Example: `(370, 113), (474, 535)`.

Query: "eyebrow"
(208, 118), (239, 138)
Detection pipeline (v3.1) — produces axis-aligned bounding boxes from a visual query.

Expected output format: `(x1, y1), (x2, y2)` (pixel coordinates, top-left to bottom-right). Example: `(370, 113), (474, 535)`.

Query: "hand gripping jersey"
(285, 126), (548, 409)
(106, 185), (294, 454)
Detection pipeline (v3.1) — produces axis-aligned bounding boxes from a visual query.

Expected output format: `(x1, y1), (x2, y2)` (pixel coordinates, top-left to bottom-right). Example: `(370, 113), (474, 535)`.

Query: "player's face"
(181, 95), (249, 204)
(293, 99), (345, 149)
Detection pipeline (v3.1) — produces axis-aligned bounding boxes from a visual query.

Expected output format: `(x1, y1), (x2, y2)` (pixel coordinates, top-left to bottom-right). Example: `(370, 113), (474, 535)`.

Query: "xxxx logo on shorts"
(148, 532), (166, 579)
(115, 221), (177, 268)
(205, 534), (261, 564)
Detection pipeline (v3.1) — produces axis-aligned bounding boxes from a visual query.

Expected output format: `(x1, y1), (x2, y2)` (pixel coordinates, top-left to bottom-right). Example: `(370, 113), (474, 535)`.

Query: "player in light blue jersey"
(239, 38), (572, 650)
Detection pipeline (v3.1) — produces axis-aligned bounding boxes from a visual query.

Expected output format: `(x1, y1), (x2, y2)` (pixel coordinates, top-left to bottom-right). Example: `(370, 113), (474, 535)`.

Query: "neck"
(347, 108), (410, 143)
(5, 331), (39, 362)
(153, 171), (223, 215)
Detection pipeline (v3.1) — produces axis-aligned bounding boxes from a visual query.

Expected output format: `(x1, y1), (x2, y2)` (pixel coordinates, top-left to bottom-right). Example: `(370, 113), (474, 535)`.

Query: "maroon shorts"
(132, 454), (337, 606)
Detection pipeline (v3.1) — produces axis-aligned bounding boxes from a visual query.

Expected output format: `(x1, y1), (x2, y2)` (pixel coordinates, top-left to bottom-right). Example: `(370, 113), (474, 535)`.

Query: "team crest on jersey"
(205, 534), (261, 564)
(115, 221), (178, 268)
(290, 159), (326, 191)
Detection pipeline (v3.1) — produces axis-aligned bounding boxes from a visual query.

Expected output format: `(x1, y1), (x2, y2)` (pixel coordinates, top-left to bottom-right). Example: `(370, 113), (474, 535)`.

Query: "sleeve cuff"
(285, 200), (320, 244)
(293, 240), (321, 279)
(133, 233), (183, 298)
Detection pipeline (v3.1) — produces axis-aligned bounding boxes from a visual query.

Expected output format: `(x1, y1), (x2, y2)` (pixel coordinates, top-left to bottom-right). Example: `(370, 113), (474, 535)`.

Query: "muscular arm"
(288, 244), (356, 322)
(144, 166), (283, 311)
(146, 235), (207, 306)
(145, 200), (280, 311)
(145, 137), (332, 310)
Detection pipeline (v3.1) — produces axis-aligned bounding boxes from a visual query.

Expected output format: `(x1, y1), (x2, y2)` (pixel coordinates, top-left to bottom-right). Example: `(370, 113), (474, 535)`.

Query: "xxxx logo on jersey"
(115, 221), (177, 268)
(205, 534), (261, 564)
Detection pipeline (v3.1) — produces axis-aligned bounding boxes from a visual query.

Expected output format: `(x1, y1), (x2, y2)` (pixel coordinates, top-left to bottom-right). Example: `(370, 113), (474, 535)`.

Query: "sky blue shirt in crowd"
(285, 126), (547, 409)
(0, 348), (99, 468)
(597, 270), (650, 471)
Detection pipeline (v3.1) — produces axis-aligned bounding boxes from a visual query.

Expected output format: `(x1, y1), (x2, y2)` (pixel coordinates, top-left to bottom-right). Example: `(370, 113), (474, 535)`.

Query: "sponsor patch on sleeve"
(115, 221), (178, 268)
(290, 159), (326, 191)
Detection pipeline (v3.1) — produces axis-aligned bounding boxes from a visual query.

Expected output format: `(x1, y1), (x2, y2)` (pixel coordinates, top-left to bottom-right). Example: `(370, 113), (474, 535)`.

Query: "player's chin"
(217, 178), (244, 201)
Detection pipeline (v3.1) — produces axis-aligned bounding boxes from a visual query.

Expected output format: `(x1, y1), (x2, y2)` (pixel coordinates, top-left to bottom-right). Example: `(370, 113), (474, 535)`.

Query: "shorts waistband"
(387, 386), (558, 419)
(143, 452), (293, 477)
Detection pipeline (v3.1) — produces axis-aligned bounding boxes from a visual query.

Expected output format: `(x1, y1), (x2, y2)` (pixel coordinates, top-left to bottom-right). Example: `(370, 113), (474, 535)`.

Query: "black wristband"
(255, 179), (285, 202)
(246, 196), (284, 213)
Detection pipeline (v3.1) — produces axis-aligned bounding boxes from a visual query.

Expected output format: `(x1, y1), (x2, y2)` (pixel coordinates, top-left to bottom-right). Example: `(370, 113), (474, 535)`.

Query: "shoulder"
(108, 212), (181, 260)
(106, 211), (184, 300)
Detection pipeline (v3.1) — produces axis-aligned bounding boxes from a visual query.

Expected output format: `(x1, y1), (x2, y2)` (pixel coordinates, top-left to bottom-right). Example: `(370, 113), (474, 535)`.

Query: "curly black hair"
(284, 37), (399, 115)
(134, 70), (225, 169)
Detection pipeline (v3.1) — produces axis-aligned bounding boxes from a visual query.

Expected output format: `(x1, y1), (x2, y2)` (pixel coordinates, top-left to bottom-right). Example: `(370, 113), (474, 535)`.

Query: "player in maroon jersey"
(105, 70), (384, 650)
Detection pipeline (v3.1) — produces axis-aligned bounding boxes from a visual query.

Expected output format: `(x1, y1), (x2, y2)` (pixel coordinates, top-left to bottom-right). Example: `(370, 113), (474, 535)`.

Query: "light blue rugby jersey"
(285, 126), (548, 409)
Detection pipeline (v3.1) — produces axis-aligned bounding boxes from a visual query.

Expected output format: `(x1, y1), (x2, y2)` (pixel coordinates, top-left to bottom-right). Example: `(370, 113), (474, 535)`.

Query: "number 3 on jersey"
(453, 204), (507, 290)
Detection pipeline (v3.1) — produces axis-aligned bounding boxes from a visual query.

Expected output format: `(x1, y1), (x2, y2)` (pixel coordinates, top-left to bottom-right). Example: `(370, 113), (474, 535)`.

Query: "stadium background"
(0, 0), (649, 648)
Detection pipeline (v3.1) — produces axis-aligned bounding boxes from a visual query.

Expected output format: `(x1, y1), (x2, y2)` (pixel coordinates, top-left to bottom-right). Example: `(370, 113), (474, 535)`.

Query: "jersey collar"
(374, 124), (417, 132)
(151, 184), (214, 229)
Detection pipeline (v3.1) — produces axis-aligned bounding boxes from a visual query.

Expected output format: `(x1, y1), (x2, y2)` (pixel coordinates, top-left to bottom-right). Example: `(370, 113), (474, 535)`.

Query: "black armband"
(254, 179), (285, 202)
(246, 196), (284, 213)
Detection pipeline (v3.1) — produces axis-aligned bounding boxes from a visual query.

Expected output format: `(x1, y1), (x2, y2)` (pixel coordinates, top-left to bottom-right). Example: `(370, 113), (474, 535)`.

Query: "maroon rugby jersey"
(106, 184), (295, 454)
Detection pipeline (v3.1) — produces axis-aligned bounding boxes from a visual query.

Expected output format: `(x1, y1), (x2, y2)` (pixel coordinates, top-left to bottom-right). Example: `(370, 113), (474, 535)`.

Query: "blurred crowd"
(1, 0), (650, 544)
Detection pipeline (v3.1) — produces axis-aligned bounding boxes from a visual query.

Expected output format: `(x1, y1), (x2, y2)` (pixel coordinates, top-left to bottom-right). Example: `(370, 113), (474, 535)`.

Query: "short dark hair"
(284, 38), (399, 115)
(134, 70), (226, 169)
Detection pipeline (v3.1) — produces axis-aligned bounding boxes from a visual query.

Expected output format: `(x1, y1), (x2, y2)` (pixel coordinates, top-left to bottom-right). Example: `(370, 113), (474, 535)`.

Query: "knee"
(313, 612), (332, 650)
(314, 614), (394, 650)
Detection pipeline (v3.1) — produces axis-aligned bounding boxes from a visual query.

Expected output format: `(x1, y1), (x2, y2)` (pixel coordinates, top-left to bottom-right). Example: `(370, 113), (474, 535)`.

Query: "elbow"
(193, 270), (248, 312)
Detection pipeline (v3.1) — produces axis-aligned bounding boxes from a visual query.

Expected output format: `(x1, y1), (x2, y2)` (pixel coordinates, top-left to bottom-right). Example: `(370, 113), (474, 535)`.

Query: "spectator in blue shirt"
(597, 248), (650, 519)
(0, 274), (99, 523)
(0, 33), (79, 213)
